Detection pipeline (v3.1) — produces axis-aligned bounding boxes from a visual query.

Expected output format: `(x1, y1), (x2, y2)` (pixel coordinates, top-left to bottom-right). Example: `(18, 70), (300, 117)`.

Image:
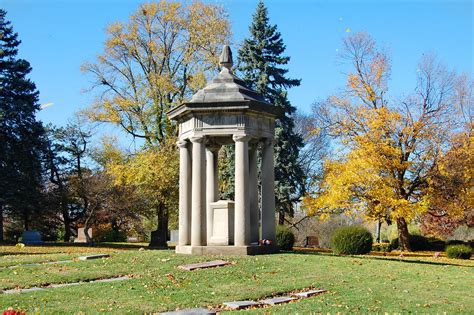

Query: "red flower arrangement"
(259, 239), (272, 246)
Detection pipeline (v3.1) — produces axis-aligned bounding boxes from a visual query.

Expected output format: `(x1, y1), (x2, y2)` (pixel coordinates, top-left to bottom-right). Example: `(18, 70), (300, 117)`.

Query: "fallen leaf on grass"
(166, 273), (180, 287)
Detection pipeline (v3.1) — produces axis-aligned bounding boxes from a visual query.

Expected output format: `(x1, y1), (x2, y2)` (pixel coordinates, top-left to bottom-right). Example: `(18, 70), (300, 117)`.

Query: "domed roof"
(189, 45), (270, 104)
(168, 45), (281, 121)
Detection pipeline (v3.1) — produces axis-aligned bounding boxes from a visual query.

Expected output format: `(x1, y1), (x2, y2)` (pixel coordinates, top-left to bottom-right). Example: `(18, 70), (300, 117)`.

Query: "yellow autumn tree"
(98, 136), (179, 246)
(304, 33), (472, 250)
(82, 1), (230, 246)
(82, 0), (230, 145)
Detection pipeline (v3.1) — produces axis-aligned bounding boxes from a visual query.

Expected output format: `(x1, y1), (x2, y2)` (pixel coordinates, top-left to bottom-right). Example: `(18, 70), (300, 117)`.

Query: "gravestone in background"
(21, 231), (43, 245)
(74, 228), (92, 243)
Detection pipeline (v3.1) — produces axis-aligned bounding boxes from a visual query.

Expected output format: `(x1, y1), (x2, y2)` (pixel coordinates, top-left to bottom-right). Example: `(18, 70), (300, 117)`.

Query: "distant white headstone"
(74, 228), (92, 243)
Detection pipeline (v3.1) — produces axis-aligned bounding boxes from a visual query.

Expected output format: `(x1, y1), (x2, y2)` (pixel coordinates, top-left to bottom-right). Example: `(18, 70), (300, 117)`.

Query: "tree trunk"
(63, 214), (72, 242)
(84, 226), (93, 244)
(396, 217), (411, 251)
(0, 204), (4, 243)
(149, 203), (168, 248)
(84, 212), (94, 244)
(24, 210), (29, 231)
(60, 195), (72, 242)
(278, 209), (285, 225)
(376, 219), (382, 243)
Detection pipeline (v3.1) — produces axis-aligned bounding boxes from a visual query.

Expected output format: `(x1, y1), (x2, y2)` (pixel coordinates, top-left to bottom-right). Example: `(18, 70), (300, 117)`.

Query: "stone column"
(261, 138), (276, 242)
(206, 144), (220, 244)
(190, 136), (206, 246)
(233, 135), (250, 246)
(177, 140), (191, 246)
(249, 143), (259, 243)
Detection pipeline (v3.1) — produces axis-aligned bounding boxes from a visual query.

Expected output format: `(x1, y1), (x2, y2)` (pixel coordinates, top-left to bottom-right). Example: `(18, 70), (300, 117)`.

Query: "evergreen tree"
(0, 9), (45, 239)
(220, 1), (305, 224)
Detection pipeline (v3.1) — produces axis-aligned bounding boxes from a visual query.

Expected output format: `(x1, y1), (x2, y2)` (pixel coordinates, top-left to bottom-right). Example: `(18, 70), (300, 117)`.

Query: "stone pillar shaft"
(206, 146), (220, 243)
(261, 138), (276, 242)
(178, 140), (191, 246)
(249, 144), (259, 243)
(191, 137), (206, 246)
(233, 135), (250, 246)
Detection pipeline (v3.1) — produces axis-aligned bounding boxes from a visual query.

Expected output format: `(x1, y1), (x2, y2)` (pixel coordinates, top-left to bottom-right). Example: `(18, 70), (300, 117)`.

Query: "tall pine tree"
(220, 1), (305, 224)
(0, 9), (45, 239)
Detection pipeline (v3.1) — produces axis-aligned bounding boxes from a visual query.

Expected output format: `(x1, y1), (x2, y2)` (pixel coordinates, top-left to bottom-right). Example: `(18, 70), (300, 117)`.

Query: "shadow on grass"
(1, 242), (173, 252)
(0, 252), (60, 257)
(288, 249), (473, 268)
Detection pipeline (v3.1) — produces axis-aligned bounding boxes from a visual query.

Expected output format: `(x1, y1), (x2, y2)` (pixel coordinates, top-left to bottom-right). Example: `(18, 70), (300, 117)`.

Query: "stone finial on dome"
(219, 45), (233, 70)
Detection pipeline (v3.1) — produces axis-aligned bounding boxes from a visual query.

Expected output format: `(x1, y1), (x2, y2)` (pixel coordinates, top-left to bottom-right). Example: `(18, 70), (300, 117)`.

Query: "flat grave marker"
(178, 260), (229, 271)
(2, 276), (130, 294)
(223, 300), (261, 310)
(160, 308), (216, 315)
(293, 289), (327, 298)
(78, 254), (110, 261)
(260, 296), (296, 306)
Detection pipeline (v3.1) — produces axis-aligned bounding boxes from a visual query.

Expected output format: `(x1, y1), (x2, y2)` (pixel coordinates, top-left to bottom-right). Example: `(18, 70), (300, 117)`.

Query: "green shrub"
(389, 235), (434, 251)
(446, 240), (473, 248)
(446, 245), (472, 259)
(94, 229), (127, 243)
(372, 243), (391, 252)
(426, 237), (446, 251)
(331, 226), (373, 255)
(276, 225), (295, 250)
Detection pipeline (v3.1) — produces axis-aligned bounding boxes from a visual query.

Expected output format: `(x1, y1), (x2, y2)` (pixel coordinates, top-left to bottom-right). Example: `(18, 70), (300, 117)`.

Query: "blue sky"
(2, 0), (473, 136)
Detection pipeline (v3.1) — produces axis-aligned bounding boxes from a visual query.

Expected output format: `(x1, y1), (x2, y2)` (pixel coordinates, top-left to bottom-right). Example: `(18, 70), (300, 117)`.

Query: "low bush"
(389, 235), (443, 251)
(94, 228), (127, 243)
(446, 245), (472, 259)
(276, 225), (295, 250)
(372, 243), (391, 252)
(446, 240), (474, 248)
(331, 226), (373, 255)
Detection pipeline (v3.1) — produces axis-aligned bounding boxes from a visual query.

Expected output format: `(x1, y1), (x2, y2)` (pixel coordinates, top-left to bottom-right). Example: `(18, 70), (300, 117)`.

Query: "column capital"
(190, 136), (206, 144)
(206, 144), (222, 154)
(176, 140), (189, 149)
(233, 134), (251, 143)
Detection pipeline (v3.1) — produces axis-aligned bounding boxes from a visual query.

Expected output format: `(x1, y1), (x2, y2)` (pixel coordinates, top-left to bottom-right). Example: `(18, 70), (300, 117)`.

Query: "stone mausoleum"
(168, 45), (281, 255)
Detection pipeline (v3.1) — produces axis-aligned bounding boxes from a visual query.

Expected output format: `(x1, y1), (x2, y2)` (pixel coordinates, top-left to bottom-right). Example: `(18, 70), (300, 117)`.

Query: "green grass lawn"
(0, 245), (472, 314)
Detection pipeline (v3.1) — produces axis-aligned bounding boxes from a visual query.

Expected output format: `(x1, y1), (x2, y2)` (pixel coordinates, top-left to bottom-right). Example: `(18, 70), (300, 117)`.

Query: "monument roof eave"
(168, 100), (284, 121)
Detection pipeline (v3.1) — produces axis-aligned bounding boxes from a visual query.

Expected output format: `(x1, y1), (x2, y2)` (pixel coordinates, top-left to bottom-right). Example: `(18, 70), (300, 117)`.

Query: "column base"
(175, 245), (279, 256)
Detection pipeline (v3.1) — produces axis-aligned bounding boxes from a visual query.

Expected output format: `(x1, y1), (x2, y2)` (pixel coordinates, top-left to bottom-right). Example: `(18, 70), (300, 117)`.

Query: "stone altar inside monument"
(168, 45), (281, 255)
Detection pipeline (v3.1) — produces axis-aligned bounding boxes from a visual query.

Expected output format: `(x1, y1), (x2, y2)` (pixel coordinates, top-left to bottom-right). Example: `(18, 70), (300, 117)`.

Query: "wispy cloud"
(40, 102), (54, 109)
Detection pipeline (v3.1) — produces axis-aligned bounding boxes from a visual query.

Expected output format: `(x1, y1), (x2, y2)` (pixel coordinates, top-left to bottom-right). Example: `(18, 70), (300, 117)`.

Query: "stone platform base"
(175, 245), (278, 255)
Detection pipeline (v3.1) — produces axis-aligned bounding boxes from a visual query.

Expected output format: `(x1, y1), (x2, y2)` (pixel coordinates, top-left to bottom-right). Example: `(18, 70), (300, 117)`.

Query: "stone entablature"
(174, 111), (276, 142)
